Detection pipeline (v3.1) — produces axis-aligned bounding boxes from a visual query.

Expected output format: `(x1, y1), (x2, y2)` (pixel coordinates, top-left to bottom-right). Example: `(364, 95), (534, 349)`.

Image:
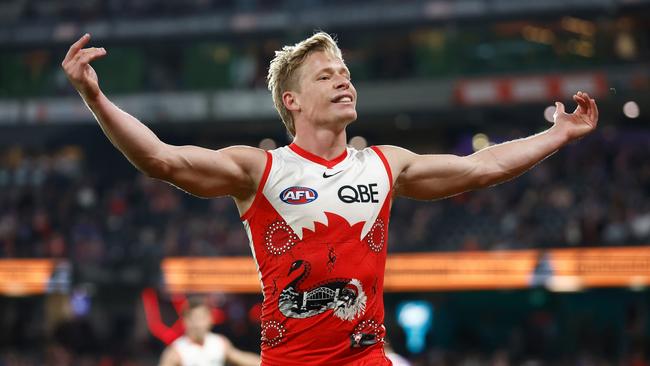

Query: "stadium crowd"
(0, 129), (648, 261)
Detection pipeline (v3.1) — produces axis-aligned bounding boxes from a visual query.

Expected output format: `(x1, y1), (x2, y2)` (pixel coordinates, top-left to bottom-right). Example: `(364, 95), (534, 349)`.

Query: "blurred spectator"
(0, 129), (648, 260)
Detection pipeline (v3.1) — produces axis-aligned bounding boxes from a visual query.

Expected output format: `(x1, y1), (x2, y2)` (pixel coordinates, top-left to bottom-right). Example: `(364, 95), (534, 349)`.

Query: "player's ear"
(283, 91), (300, 112)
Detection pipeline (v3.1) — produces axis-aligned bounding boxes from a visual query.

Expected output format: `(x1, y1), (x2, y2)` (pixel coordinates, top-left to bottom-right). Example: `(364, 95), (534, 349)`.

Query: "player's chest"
(267, 160), (388, 208)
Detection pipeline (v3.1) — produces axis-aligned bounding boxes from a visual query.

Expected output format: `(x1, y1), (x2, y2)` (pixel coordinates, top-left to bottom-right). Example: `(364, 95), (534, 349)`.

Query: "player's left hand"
(552, 91), (599, 141)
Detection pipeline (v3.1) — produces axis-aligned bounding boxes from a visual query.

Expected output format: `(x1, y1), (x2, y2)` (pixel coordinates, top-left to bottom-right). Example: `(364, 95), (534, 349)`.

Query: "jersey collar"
(288, 143), (348, 169)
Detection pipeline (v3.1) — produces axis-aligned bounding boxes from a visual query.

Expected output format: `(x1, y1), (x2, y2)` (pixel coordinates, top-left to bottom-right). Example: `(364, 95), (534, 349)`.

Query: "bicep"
(152, 144), (266, 199)
(395, 153), (482, 200)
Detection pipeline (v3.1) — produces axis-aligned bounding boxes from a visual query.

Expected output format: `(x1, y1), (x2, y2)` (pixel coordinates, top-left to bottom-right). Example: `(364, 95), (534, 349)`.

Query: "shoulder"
(221, 145), (268, 165)
(170, 335), (186, 347)
(370, 145), (417, 178)
(372, 145), (416, 159)
(211, 333), (234, 352)
(225, 145), (271, 188)
(212, 332), (232, 344)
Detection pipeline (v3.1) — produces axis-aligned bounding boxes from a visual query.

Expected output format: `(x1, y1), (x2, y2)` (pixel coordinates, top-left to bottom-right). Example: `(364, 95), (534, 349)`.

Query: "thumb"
(554, 102), (565, 116)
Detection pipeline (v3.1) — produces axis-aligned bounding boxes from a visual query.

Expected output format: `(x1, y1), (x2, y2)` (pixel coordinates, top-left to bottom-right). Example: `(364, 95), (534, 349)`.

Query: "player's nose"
(334, 75), (350, 90)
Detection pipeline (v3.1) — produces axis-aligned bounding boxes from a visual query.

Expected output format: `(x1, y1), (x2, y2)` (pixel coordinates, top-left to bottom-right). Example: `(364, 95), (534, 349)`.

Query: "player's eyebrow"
(316, 66), (351, 77)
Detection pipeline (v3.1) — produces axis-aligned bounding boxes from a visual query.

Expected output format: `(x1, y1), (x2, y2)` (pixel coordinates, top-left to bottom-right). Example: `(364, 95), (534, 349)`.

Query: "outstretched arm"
(61, 34), (266, 200)
(221, 335), (261, 366)
(381, 92), (599, 200)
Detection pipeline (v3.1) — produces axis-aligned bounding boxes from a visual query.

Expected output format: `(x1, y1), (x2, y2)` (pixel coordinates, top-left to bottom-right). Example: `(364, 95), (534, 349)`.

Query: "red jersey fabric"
(241, 144), (393, 365)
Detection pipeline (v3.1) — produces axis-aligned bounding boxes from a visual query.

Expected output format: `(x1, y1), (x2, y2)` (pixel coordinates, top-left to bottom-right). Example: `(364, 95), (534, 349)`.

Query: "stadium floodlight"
(623, 101), (640, 119)
(544, 105), (556, 123)
(349, 136), (368, 149)
(259, 138), (277, 150)
(397, 300), (433, 354)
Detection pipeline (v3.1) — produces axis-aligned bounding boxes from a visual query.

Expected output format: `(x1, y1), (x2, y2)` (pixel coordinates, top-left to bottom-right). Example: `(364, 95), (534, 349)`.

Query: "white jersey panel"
(173, 333), (226, 366)
(263, 146), (390, 240)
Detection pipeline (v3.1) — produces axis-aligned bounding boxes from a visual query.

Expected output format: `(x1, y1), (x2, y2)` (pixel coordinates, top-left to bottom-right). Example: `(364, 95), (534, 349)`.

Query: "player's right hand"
(61, 33), (107, 100)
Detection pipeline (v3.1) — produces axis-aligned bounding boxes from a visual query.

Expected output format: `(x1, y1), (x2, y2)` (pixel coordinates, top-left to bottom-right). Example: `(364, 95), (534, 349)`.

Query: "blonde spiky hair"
(267, 32), (343, 137)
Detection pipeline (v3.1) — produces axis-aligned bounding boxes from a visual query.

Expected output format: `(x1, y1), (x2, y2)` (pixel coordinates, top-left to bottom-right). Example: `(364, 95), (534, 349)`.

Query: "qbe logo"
(280, 186), (318, 205)
(338, 184), (379, 203)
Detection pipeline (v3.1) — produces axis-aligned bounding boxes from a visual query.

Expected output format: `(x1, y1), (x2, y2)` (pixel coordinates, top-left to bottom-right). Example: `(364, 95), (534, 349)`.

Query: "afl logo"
(280, 186), (318, 205)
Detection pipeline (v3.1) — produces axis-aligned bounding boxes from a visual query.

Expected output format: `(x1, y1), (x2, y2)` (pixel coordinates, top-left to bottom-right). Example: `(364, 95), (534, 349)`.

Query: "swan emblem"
(278, 260), (367, 321)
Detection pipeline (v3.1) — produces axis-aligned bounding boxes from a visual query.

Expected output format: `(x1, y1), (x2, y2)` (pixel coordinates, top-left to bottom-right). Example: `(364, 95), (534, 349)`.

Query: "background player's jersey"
(172, 333), (226, 366)
(241, 143), (394, 365)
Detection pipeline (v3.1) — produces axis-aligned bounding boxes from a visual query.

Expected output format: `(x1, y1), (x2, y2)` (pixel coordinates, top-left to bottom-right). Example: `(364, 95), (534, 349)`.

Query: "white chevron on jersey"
(263, 145), (391, 240)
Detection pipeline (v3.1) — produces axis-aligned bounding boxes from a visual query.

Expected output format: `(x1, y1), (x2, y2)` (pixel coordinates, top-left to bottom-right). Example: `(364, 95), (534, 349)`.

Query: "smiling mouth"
(332, 95), (354, 103)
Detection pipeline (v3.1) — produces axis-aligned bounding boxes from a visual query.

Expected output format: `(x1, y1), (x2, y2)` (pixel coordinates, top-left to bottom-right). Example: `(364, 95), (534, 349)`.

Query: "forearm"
(228, 350), (262, 366)
(83, 91), (168, 177)
(470, 125), (569, 187)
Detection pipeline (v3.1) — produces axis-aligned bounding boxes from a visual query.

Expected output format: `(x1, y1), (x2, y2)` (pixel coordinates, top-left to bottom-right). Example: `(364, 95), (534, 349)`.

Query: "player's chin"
(337, 108), (357, 123)
(346, 110), (358, 122)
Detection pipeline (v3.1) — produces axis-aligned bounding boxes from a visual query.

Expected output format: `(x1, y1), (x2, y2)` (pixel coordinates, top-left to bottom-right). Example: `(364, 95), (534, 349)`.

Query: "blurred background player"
(159, 296), (260, 366)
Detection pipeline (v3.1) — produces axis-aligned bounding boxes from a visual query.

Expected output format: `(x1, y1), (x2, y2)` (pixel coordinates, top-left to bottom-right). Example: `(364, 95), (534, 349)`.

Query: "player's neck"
(187, 333), (206, 346)
(292, 127), (347, 161)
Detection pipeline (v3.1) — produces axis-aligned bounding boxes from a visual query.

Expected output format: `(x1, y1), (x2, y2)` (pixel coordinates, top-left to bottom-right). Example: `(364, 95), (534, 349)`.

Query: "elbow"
(475, 166), (517, 188)
(464, 157), (493, 189)
(469, 160), (509, 189)
(136, 144), (175, 179)
(138, 155), (172, 180)
(470, 153), (518, 188)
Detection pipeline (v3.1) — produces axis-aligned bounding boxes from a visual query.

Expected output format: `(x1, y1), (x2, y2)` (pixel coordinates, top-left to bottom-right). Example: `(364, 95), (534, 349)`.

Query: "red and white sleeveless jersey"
(241, 143), (394, 366)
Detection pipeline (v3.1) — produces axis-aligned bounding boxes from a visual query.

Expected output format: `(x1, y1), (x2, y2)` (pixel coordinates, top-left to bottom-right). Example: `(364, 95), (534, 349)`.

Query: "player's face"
(294, 51), (357, 128)
(184, 306), (212, 340)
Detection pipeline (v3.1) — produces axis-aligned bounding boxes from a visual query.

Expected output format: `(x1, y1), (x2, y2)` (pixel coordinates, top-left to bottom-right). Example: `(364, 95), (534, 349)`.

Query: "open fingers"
(74, 47), (107, 65)
(572, 94), (585, 114)
(580, 92), (592, 107)
(63, 33), (91, 65)
(573, 91), (590, 114)
(589, 98), (598, 124)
